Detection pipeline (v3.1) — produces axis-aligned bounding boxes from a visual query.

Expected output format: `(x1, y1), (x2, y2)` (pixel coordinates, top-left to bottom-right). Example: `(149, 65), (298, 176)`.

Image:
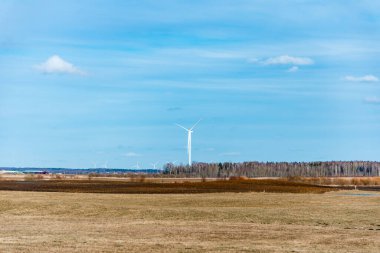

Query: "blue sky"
(1, 0), (380, 168)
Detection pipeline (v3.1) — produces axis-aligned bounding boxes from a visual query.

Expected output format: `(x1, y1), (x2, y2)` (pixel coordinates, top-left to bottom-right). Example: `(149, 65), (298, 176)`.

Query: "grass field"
(0, 178), (336, 194)
(0, 190), (379, 252)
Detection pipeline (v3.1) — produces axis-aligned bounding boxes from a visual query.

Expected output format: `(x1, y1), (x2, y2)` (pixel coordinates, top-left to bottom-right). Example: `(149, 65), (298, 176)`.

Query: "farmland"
(0, 189), (379, 252)
(0, 177), (336, 194)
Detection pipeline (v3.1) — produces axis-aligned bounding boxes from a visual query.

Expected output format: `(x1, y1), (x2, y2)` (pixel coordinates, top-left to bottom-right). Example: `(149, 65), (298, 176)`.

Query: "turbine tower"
(150, 161), (159, 170)
(132, 162), (140, 169)
(176, 119), (201, 166)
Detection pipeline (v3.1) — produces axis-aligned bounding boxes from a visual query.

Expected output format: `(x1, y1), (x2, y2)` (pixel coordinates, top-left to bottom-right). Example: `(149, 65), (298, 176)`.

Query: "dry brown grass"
(0, 178), (336, 194)
(0, 190), (378, 252)
(288, 176), (380, 186)
(23, 174), (37, 181)
(53, 174), (65, 180)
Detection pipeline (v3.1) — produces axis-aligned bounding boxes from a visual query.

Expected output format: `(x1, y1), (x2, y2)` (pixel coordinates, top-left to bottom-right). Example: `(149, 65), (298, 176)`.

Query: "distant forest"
(163, 161), (380, 178)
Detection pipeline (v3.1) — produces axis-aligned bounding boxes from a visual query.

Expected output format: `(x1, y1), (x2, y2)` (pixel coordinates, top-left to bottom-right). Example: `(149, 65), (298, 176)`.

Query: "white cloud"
(263, 55), (314, 65)
(344, 75), (379, 82)
(287, 66), (299, 72)
(122, 152), (142, 157)
(36, 55), (85, 75)
(364, 96), (380, 104)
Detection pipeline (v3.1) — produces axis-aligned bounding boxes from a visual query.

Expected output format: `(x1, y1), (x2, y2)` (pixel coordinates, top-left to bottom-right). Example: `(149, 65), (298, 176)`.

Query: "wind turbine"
(176, 119), (201, 166)
(150, 161), (159, 170)
(132, 162), (140, 169)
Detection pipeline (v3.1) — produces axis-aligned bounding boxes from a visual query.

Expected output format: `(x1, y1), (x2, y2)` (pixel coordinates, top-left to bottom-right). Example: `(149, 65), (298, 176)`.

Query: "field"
(0, 189), (379, 252)
(0, 178), (337, 194)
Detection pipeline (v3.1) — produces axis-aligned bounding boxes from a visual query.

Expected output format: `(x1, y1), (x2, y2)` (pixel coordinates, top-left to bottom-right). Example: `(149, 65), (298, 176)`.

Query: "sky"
(1, 0), (380, 168)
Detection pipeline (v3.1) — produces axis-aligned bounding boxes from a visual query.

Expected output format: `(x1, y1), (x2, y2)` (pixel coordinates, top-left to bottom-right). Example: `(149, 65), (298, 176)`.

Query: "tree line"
(162, 161), (380, 178)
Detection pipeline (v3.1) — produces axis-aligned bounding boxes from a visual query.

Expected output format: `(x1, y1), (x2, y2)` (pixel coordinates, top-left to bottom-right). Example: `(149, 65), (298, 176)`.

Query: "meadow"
(0, 190), (379, 252)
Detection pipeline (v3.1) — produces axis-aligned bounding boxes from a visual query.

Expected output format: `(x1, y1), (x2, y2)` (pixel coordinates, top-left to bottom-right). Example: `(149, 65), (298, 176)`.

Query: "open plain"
(0, 188), (379, 252)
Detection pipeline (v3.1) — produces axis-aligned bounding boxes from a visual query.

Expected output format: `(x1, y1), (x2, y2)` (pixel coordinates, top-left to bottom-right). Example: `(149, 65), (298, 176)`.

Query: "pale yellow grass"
(0, 190), (379, 252)
(0, 174), (220, 183)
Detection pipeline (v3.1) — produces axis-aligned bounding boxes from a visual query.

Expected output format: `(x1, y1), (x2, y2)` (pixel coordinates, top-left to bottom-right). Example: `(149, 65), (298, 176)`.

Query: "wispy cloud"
(287, 66), (299, 72)
(122, 152), (142, 157)
(263, 55), (314, 65)
(363, 96), (380, 104)
(247, 58), (259, 63)
(344, 75), (379, 82)
(35, 55), (85, 75)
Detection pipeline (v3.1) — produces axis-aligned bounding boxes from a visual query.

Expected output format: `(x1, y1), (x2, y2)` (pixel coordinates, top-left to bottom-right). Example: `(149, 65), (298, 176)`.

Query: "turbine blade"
(190, 119), (202, 131)
(175, 123), (189, 131)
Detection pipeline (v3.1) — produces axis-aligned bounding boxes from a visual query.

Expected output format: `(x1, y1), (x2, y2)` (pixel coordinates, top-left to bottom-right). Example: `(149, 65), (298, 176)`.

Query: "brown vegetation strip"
(287, 176), (380, 185)
(0, 179), (337, 194)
